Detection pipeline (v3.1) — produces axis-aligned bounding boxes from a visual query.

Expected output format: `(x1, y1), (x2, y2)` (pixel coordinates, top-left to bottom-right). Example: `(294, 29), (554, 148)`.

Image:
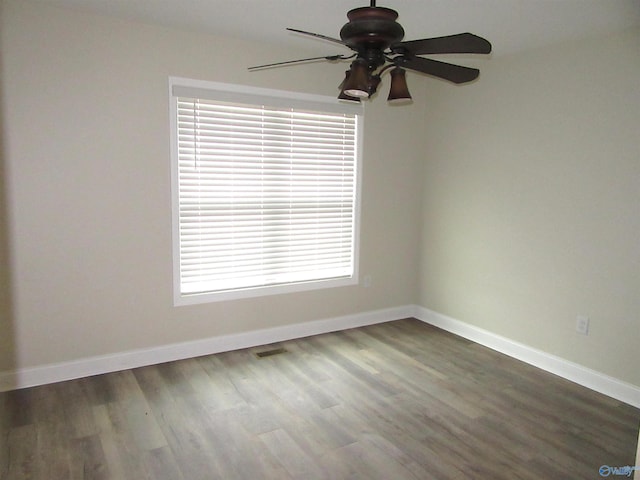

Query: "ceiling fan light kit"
(387, 67), (412, 104)
(249, 0), (492, 105)
(342, 59), (371, 98)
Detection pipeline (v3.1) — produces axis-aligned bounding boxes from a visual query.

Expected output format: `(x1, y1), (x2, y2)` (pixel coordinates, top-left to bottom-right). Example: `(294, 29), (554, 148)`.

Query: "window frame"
(169, 77), (364, 306)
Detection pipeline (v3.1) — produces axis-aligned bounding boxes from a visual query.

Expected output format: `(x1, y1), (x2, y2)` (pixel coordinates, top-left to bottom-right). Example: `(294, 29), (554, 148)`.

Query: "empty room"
(1, 0), (639, 478)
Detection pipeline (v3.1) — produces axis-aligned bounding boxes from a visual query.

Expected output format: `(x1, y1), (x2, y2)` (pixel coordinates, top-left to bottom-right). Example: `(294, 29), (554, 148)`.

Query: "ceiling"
(38, 0), (640, 57)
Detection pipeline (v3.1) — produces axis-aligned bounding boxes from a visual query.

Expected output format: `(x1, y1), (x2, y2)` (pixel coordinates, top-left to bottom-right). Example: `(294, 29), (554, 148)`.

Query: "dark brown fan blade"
(392, 33), (492, 55)
(394, 56), (480, 84)
(248, 54), (352, 71)
(286, 28), (352, 49)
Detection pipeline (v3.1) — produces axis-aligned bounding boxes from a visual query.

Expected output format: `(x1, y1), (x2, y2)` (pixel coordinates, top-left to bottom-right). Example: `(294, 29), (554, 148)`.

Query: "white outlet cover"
(576, 315), (590, 335)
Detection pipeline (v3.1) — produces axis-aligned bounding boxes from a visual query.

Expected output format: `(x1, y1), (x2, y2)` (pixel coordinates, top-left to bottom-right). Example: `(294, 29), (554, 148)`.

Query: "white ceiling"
(38, 0), (640, 57)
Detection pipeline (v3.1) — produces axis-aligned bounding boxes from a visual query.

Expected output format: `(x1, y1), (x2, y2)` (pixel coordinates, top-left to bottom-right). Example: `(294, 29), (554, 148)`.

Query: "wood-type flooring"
(1, 318), (639, 479)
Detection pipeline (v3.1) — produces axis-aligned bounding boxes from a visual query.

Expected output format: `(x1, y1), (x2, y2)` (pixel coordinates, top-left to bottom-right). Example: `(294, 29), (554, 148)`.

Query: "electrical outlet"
(576, 315), (590, 335)
(363, 275), (372, 288)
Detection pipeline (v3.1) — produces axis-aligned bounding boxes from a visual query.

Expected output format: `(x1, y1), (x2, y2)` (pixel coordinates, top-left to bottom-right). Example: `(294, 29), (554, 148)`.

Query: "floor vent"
(255, 347), (288, 358)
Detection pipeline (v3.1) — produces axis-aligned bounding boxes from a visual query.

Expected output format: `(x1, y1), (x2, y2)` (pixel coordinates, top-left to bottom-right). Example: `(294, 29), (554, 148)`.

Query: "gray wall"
(419, 28), (640, 386)
(1, 0), (638, 390)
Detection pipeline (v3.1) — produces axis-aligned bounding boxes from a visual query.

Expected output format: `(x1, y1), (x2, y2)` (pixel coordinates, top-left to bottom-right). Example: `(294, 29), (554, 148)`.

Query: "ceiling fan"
(249, 0), (492, 103)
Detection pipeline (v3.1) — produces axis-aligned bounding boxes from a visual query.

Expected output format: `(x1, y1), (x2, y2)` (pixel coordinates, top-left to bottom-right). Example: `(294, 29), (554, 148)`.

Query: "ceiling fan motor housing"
(340, 7), (405, 66)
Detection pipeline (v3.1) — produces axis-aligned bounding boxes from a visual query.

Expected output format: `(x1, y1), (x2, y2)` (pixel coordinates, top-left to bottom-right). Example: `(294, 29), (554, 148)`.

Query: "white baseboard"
(2, 304), (638, 409)
(0, 305), (414, 392)
(413, 305), (640, 409)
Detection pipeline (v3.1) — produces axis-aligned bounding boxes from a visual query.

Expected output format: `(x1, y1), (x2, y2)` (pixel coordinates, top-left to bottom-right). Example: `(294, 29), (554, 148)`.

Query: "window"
(169, 78), (363, 305)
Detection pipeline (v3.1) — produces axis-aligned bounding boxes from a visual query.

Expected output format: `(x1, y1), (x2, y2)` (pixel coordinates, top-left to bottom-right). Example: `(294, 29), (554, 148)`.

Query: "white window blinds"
(171, 80), (361, 302)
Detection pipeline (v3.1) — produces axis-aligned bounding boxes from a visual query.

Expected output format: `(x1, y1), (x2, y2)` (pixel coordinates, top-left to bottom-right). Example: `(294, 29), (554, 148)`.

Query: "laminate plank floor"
(1, 318), (638, 479)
